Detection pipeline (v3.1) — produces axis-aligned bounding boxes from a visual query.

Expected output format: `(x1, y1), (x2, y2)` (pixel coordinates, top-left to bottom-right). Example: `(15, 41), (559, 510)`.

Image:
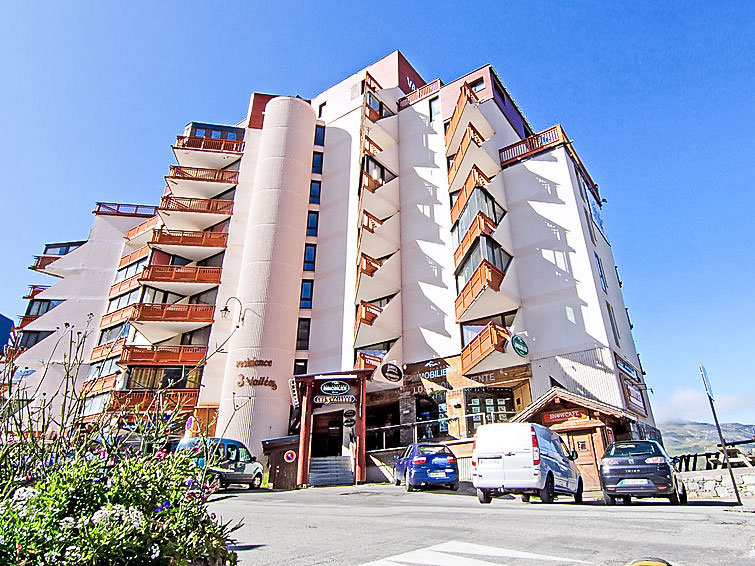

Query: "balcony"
(447, 124), (500, 192)
(15, 315), (40, 330)
(90, 337), (126, 362)
(158, 196), (233, 231)
(453, 212), (497, 268)
(397, 79), (442, 111)
(138, 265), (221, 295)
(81, 372), (119, 397)
(119, 345), (207, 366)
(460, 321), (512, 374)
(149, 229), (227, 261)
(360, 174), (399, 219)
(109, 388), (199, 411)
(450, 166), (491, 225)
(358, 211), (400, 259)
(118, 246), (150, 268)
(173, 136), (244, 169)
(130, 303), (215, 343)
(363, 136), (382, 158)
(445, 82), (494, 156)
(355, 352), (382, 371)
(455, 260), (515, 322)
(93, 202), (158, 218)
(29, 255), (63, 277)
(499, 125), (567, 168)
(165, 166), (239, 199)
(22, 285), (49, 300)
(125, 216), (159, 246)
(355, 251), (401, 305)
(100, 306), (136, 329)
(354, 296), (402, 349)
(109, 274), (142, 298)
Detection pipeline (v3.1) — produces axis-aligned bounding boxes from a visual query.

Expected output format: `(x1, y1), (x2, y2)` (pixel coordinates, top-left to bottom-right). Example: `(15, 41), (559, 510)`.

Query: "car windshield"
(417, 445), (451, 456)
(606, 442), (661, 457)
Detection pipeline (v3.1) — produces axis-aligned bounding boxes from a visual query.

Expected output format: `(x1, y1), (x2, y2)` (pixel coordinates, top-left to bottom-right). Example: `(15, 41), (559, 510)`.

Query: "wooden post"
(355, 374), (367, 483)
(296, 378), (313, 486)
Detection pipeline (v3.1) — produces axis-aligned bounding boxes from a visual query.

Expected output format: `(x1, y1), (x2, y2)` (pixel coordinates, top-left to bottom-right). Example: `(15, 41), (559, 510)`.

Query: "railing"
(90, 337), (126, 362)
(361, 211), (383, 233)
(361, 171), (384, 194)
(455, 260), (505, 320)
(159, 196), (234, 215)
(167, 166), (239, 184)
(454, 212), (497, 267)
(118, 246), (149, 268)
(119, 345), (207, 365)
(22, 285), (49, 300)
(364, 71), (382, 92)
(109, 388), (200, 410)
(150, 229), (228, 248)
(93, 202), (159, 217)
(364, 104), (381, 123)
(355, 300), (382, 335)
(358, 253), (382, 277)
(99, 306), (136, 329)
(30, 255), (60, 271)
(174, 136), (244, 153)
(139, 265), (221, 285)
(397, 79), (442, 110)
(460, 321), (511, 373)
(450, 166), (491, 225)
(447, 123), (486, 186)
(131, 303), (215, 323)
(81, 372), (119, 397)
(499, 125), (566, 168)
(445, 82), (479, 148)
(109, 274), (142, 298)
(125, 215), (159, 241)
(16, 315), (39, 329)
(354, 352), (383, 371)
(363, 136), (382, 157)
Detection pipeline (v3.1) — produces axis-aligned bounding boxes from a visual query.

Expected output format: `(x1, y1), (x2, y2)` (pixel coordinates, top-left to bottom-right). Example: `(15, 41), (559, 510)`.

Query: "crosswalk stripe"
(360, 548), (508, 566)
(429, 541), (590, 563)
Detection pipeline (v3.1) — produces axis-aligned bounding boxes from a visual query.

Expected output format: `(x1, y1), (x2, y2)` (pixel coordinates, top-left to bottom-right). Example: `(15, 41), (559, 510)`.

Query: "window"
(309, 180), (321, 204)
(210, 130), (221, 139)
(595, 252), (607, 292)
(26, 299), (63, 317)
(114, 257), (147, 283)
(303, 244), (316, 271)
(318, 101), (326, 118)
(18, 331), (53, 349)
(226, 132), (237, 141)
(362, 155), (396, 185)
(107, 288), (141, 313)
(455, 236), (512, 293)
(606, 302), (621, 346)
(97, 323), (129, 346)
(312, 152), (323, 174)
(460, 312), (516, 347)
(470, 78), (485, 93)
(294, 359), (308, 375)
(314, 125), (325, 146)
(296, 319), (311, 350)
(585, 208), (597, 244)
(195, 128), (206, 138)
(451, 187), (505, 247)
(306, 211), (319, 236)
(300, 280), (314, 309)
(429, 96), (440, 122)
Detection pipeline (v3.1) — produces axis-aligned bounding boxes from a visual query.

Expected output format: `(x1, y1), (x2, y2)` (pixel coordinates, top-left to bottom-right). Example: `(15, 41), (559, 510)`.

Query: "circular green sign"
(511, 335), (529, 357)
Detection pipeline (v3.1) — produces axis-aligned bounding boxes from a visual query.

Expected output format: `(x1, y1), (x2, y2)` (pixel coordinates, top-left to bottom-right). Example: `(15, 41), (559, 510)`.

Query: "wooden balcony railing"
(397, 79), (442, 110)
(100, 306), (136, 329)
(159, 196), (234, 215)
(460, 321), (511, 374)
(125, 215), (159, 241)
(150, 229), (228, 248)
(16, 315), (39, 329)
(109, 274), (142, 298)
(358, 253), (382, 277)
(22, 285), (49, 300)
(450, 166), (492, 225)
(454, 212), (498, 268)
(445, 82), (479, 148)
(499, 125), (566, 168)
(93, 202), (159, 218)
(131, 303), (215, 323)
(167, 166), (239, 184)
(355, 351), (383, 371)
(118, 245), (150, 268)
(90, 337), (126, 363)
(354, 300), (382, 335)
(30, 255), (60, 271)
(120, 345), (207, 366)
(139, 265), (221, 285)
(174, 136), (244, 153)
(361, 171), (384, 194)
(81, 372), (119, 397)
(364, 71), (382, 92)
(454, 260), (505, 321)
(447, 123), (486, 186)
(109, 388), (200, 411)
(361, 211), (383, 234)
(363, 136), (382, 157)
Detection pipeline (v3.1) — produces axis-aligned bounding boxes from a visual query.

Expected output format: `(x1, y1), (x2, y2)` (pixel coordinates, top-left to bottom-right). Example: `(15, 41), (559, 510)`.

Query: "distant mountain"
(659, 421), (755, 456)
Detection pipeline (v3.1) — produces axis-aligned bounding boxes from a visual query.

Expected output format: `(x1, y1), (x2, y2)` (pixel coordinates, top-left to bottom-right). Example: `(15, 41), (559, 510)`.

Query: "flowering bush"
(0, 450), (238, 565)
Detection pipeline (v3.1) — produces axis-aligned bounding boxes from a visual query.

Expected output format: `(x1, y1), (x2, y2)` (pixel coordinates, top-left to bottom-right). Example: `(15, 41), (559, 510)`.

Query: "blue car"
(394, 443), (459, 491)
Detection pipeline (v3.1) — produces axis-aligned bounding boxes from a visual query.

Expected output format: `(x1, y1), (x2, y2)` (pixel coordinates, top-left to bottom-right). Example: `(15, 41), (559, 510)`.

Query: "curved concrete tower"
(216, 97), (316, 456)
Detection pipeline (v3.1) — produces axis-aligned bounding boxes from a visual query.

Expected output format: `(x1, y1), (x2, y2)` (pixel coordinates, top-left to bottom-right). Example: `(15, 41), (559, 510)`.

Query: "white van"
(471, 422), (583, 504)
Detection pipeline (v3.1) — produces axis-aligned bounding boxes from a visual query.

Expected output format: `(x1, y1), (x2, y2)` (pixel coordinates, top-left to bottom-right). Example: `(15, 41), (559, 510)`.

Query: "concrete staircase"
(309, 456), (354, 487)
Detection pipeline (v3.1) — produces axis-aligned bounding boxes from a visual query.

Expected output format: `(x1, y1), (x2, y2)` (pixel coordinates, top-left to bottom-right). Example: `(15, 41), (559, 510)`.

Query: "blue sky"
(1, 2), (753, 424)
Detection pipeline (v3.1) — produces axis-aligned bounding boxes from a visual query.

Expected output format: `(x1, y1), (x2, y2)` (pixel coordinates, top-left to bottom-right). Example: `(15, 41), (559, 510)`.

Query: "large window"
(451, 188), (505, 248)
(595, 252), (607, 292)
(97, 322), (130, 346)
(107, 288), (141, 313)
(307, 211), (319, 236)
(314, 125), (325, 146)
(294, 359), (308, 375)
(455, 236), (512, 293)
(460, 312), (516, 347)
(312, 152), (323, 174)
(607, 302), (621, 346)
(127, 366), (202, 390)
(296, 319), (311, 350)
(303, 244), (316, 271)
(365, 92), (394, 118)
(87, 356), (121, 380)
(300, 280), (314, 309)
(25, 299), (63, 317)
(429, 96), (440, 122)
(363, 155), (396, 186)
(114, 257), (147, 283)
(18, 331), (53, 349)
(309, 180), (321, 204)
(142, 287), (182, 305)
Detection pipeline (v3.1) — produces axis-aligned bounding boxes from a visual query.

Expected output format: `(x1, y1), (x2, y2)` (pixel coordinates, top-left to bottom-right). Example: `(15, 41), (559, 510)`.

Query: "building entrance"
(311, 412), (344, 457)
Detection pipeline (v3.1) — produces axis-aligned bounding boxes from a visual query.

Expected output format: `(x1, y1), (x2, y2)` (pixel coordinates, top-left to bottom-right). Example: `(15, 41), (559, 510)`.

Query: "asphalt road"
(209, 483), (755, 566)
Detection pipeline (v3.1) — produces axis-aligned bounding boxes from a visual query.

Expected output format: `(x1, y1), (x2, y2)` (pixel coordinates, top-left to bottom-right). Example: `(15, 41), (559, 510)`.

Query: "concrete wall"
(681, 468), (755, 500)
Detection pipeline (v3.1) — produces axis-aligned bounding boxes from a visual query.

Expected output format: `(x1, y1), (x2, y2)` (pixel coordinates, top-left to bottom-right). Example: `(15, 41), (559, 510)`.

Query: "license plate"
(428, 471), (446, 478)
(621, 478), (649, 486)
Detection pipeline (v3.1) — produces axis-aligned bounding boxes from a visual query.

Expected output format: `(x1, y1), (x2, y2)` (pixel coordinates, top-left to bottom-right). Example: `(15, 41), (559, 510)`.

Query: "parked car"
(472, 423), (583, 504)
(394, 443), (459, 491)
(177, 437), (264, 490)
(599, 440), (687, 505)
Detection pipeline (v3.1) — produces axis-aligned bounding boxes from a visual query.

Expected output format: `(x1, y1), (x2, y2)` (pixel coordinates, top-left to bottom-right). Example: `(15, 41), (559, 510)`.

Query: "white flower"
(11, 487), (38, 507)
(43, 551), (60, 563)
(149, 544), (160, 559)
(59, 517), (75, 529)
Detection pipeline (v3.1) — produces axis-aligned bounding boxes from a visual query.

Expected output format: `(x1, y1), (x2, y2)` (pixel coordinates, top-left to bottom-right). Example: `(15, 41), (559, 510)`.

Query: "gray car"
(177, 437), (264, 489)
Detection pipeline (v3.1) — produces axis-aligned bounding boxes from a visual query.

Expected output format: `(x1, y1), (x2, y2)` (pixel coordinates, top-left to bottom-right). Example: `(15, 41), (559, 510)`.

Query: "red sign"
(543, 409), (588, 424)
(283, 450), (296, 463)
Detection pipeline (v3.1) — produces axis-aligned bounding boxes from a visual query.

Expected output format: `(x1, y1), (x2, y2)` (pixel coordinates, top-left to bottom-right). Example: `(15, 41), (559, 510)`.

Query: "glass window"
(362, 156), (396, 185)
(460, 312), (516, 347)
(303, 244), (316, 271)
(429, 96), (440, 122)
(312, 152), (323, 174)
(238, 445), (252, 463)
(318, 102), (326, 118)
(595, 252), (607, 292)
(114, 257), (147, 283)
(211, 130), (221, 139)
(300, 280), (314, 309)
(97, 322), (129, 346)
(194, 128), (206, 138)
(455, 236), (511, 293)
(452, 188), (505, 247)
(26, 299), (63, 317)
(470, 78), (485, 93)
(314, 125), (325, 146)
(307, 211), (319, 236)
(607, 302), (621, 346)
(294, 359), (308, 375)
(296, 319), (311, 350)
(226, 132), (237, 141)
(309, 180), (321, 204)
(18, 331), (53, 349)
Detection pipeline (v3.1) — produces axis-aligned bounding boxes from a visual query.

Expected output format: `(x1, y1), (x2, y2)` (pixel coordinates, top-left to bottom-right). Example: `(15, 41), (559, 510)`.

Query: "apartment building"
(6, 51), (657, 487)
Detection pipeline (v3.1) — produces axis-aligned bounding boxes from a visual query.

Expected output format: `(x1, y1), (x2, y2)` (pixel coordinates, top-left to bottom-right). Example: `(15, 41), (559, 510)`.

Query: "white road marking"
(430, 541), (590, 563)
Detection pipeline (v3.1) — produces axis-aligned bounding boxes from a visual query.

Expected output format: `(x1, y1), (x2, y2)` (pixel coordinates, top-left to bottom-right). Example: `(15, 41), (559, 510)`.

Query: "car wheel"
(394, 472), (401, 486)
(405, 471), (414, 492)
(521, 494), (531, 503)
(574, 479), (583, 504)
(248, 474), (262, 490)
(603, 490), (616, 505)
(477, 488), (492, 504)
(679, 483), (688, 505)
(622, 496), (631, 505)
(539, 474), (555, 503)
(449, 482), (459, 491)
(668, 486), (680, 505)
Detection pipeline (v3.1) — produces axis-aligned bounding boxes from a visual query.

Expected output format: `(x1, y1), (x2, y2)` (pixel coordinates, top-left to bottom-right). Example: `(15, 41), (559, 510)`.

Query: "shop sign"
(313, 394), (356, 406)
(320, 380), (350, 395)
(236, 375), (278, 390)
(615, 354), (640, 381)
(543, 408), (588, 424)
(625, 380), (647, 414)
(283, 450), (296, 463)
(343, 409), (357, 419)
(381, 363), (403, 382)
(236, 358), (273, 367)
(403, 358), (452, 389)
(511, 335), (529, 357)
(343, 417), (356, 428)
